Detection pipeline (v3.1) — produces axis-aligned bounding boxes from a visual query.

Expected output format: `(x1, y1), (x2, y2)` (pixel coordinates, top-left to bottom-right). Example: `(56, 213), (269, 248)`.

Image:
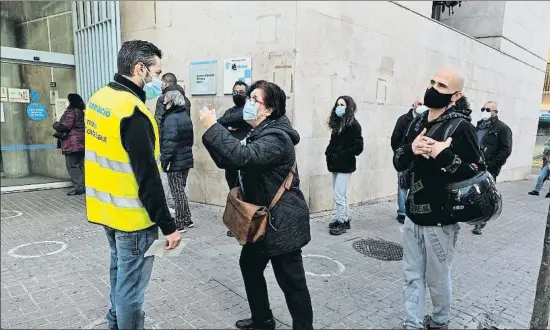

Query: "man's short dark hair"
(248, 80), (286, 120)
(233, 80), (248, 90)
(117, 40), (162, 76)
(162, 73), (177, 85)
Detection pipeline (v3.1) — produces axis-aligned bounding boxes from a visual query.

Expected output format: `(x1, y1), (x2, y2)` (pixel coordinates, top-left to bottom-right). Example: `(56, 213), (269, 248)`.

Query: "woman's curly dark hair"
(328, 95), (357, 133)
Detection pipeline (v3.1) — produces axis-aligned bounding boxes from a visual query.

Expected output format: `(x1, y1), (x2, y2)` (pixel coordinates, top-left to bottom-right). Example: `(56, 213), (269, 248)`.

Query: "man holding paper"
(84, 40), (181, 330)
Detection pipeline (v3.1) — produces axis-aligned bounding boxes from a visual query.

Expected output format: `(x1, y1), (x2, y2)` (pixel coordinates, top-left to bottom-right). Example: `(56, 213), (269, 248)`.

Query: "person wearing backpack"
(393, 68), (486, 329)
(53, 93), (86, 196)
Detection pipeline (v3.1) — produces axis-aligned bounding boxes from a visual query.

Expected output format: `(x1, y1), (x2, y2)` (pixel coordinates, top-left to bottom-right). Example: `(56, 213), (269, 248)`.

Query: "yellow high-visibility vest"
(84, 86), (160, 232)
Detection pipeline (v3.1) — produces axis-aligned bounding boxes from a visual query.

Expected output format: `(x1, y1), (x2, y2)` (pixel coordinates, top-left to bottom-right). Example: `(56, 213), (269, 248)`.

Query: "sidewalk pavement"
(0, 178), (548, 329)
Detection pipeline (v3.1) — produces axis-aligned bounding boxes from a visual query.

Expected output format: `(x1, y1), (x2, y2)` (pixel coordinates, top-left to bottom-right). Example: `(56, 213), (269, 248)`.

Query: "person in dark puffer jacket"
(199, 80), (313, 330)
(160, 91), (194, 232)
(53, 93), (86, 196)
(155, 72), (191, 125)
(325, 95), (364, 236)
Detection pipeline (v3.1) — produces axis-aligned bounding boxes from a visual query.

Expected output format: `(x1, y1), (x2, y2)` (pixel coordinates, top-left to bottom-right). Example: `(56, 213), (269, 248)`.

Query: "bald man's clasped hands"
(412, 128), (452, 159)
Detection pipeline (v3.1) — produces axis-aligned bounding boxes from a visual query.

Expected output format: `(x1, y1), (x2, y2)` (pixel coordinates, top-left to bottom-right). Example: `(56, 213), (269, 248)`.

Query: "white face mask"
(415, 105), (429, 114)
(480, 111), (492, 120)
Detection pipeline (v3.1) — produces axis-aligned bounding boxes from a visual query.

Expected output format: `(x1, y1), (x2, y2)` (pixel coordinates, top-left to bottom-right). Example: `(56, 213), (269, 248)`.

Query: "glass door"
(0, 0), (77, 189)
(1, 63), (77, 187)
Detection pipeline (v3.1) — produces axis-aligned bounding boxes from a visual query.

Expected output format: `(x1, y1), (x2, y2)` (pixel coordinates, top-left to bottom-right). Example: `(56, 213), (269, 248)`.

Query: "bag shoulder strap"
(268, 162), (297, 210)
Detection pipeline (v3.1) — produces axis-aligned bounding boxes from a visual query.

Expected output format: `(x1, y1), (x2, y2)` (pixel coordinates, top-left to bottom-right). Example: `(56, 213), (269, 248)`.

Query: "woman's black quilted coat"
(202, 116), (311, 256)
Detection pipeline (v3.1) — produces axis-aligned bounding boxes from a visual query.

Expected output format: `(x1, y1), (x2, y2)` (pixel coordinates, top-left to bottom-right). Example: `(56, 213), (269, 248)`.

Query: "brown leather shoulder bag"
(222, 163), (297, 245)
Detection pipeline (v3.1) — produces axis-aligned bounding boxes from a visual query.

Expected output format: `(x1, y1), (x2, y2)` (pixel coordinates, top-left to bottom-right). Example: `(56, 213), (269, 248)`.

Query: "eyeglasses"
(232, 90), (247, 96)
(247, 96), (265, 106)
(481, 108), (492, 112)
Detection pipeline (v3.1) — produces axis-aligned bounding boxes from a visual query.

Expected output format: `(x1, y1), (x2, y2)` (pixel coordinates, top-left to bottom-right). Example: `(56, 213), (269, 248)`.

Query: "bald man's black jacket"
(393, 106), (485, 227)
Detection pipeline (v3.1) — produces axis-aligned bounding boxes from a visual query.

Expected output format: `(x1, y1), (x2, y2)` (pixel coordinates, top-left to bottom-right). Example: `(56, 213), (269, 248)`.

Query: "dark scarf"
(477, 116), (497, 131)
(412, 106), (472, 134)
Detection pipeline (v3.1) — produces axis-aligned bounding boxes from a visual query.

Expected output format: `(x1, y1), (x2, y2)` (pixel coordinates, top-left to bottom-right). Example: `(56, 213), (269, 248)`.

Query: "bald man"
(473, 101), (512, 235)
(393, 68), (485, 329)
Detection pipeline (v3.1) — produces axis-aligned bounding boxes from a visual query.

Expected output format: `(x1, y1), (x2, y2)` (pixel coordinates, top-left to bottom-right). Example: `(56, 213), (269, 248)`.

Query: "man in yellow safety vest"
(84, 40), (181, 330)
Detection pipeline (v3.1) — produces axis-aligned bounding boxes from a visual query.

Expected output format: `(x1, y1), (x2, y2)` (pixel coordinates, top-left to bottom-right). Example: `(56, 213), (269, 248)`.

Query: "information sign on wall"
(0, 87), (7, 102)
(189, 60), (217, 96)
(223, 57), (252, 94)
(8, 88), (30, 103)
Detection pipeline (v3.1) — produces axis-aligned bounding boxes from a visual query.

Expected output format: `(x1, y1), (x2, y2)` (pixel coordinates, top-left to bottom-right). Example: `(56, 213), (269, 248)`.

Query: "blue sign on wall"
(27, 102), (47, 121)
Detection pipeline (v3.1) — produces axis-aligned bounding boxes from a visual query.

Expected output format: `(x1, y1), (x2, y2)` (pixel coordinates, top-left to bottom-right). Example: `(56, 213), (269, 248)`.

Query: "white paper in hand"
(144, 239), (188, 258)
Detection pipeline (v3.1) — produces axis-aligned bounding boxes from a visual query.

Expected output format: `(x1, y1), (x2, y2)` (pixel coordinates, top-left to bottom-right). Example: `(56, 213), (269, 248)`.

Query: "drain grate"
(352, 238), (403, 261)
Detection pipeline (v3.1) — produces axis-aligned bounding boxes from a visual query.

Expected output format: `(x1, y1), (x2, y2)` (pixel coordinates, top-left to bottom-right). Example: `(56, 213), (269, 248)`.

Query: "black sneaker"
(177, 227), (186, 233)
(235, 318), (276, 330)
(546, 192), (550, 198)
(396, 215), (405, 224)
(227, 231), (235, 237)
(184, 220), (194, 228)
(330, 219), (351, 229)
(329, 221), (347, 235)
(528, 190), (540, 196)
(472, 226), (482, 235)
(345, 219), (351, 230)
(423, 315), (449, 329)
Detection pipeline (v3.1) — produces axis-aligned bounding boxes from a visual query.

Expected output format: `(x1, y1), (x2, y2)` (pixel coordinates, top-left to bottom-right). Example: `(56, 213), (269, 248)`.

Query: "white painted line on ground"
(303, 254), (345, 278)
(0, 210), (23, 220)
(8, 241), (68, 259)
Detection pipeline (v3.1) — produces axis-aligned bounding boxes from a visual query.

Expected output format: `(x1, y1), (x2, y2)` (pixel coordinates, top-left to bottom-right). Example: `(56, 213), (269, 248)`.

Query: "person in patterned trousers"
(160, 91), (194, 231)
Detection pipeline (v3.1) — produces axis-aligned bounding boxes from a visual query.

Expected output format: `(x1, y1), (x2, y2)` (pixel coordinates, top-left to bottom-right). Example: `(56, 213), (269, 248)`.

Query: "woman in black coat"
(325, 96), (364, 236)
(160, 91), (194, 232)
(199, 80), (313, 330)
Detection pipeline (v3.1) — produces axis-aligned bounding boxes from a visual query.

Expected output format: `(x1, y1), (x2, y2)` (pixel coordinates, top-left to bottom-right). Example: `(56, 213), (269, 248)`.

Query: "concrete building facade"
(119, 1), (550, 212)
(1, 1), (548, 208)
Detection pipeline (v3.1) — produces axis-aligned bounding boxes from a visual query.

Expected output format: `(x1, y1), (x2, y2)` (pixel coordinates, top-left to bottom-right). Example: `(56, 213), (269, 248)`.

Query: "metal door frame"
(0, 46), (75, 68)
(72, 1), (121, 101)
(0, 48), (76, 194)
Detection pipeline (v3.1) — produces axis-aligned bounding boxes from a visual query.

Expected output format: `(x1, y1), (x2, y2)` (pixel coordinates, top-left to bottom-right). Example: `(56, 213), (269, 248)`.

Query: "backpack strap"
(442, 118), (465, 140)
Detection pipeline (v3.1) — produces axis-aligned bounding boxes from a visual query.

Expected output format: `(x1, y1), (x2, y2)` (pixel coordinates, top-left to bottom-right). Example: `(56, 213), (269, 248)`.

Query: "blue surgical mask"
(141, 67), (162, 100)
(335, 106), (346, 117)
(242, 99), (259, 121)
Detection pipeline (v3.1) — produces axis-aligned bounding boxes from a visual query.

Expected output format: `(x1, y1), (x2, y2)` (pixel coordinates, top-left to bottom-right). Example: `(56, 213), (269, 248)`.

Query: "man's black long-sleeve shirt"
(109, 74), (176, 235)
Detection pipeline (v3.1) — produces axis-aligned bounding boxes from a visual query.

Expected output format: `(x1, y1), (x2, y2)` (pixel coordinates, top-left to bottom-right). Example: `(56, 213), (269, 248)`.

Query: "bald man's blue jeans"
(402, 219), (460, 329)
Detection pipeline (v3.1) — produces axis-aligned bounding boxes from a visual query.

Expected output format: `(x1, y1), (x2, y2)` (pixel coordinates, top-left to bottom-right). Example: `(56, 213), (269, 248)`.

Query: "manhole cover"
(352, 238), (403, 261)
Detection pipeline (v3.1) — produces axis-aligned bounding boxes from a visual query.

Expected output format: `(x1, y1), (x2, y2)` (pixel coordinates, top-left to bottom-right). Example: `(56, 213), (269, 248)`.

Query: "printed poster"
(0, 87), (7, 102)
(223, 57), (252, 94)
(8, 88), (30, 103)
(55, 98), (68, 121)
(189, 60), (217, 96)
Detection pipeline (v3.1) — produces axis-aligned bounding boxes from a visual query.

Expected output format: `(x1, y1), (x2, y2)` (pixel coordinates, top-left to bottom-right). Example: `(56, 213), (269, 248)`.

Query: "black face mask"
(233, 94), (246, 107)
(423, 87), (456, 109)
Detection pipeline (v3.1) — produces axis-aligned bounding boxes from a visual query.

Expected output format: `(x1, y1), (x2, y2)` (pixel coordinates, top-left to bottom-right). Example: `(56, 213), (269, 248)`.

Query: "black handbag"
(53, 131), (69, 140)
